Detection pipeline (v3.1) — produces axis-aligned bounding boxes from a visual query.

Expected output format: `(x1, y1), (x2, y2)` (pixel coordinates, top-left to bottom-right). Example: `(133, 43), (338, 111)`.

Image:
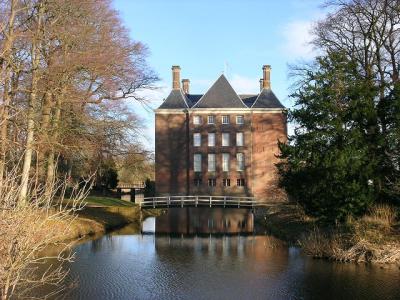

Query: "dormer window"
(193, 115), (202, 125)
(222, 115), (230, 124)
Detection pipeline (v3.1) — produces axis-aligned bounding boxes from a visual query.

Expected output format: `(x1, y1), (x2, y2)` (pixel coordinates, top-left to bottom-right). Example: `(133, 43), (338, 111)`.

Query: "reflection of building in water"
(154, 235), (290, 274)
(155, 207), (254, 234)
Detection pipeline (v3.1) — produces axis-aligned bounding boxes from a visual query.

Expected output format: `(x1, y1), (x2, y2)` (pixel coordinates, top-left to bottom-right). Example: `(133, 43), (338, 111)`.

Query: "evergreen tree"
(278, 52), (381, 222)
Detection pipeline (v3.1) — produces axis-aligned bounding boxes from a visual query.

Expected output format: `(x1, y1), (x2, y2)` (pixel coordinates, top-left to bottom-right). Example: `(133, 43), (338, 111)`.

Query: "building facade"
(155, 65), (287, 201)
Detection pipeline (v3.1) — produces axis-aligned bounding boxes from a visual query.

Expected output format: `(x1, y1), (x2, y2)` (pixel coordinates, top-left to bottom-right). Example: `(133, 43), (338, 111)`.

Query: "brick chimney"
(172, 65), (181, 90)
(262, 65), (271, 90)
(182, 79), (190, 94)
(259, 78), (263, 92)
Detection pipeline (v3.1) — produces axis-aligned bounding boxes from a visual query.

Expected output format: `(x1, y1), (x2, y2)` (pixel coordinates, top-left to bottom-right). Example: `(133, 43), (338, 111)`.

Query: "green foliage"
(96, 158), (119, 189)
(144, 178), (155, 197)
(278, 52), (382, 222)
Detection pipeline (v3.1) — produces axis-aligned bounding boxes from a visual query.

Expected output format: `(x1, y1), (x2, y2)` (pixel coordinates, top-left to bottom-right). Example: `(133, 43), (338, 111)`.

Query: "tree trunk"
(45, 90), (62, 195)
(0, 0), (17, 182)
(19, 1), (44, 204)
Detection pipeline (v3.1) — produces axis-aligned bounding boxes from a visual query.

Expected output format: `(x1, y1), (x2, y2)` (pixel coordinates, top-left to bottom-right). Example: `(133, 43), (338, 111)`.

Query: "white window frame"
(237, 178), (245, 186)
(207, 115), (215, 124)
(236, 153), (245, 171)
(236, 132), (244, 146)
(193, 115), (202, 125)
(208, 133), (215, 147)
(194, 178), (202, 186)
(194, 154), (202, 172)
(193, 133), (201, 147)
(222, 115), (230, 124)
(223, 178), (231, 187)
(222, 153), (230, 172)
(222, 133), (230, 146)
(208, 178), (216, 187)
(236, 115), (244, 125)
(208, 153), (216, 172)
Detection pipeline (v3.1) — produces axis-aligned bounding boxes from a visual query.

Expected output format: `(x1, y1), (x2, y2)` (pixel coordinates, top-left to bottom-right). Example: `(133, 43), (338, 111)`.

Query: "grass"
(260, 203), (400, 264)
(57, 196), (162, 242)
(84, 196), (136, 207)
(259, 203), (316, 243)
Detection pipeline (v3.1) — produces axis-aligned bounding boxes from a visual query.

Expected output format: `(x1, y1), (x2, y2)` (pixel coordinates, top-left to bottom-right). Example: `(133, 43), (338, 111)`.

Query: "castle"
(155, 65), (287, 201)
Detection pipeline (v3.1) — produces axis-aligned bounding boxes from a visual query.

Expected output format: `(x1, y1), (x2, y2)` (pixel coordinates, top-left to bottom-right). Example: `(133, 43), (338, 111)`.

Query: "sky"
(112, 0), (327, 150)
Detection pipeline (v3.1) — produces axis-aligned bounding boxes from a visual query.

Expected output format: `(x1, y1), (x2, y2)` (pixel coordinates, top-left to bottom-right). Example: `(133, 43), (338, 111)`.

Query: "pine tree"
(277, 52), (381, 222)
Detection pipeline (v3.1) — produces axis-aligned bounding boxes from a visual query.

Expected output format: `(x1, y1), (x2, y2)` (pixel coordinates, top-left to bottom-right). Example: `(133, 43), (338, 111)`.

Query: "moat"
(37, 209), (400, 300)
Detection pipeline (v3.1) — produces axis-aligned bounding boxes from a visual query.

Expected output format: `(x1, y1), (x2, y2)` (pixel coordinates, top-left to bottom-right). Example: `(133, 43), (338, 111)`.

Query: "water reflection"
(153, 207), (254, 234)
(50, 230), (400, 300)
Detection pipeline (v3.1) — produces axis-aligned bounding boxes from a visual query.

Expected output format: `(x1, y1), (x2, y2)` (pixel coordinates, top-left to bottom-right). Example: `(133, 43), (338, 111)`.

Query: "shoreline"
(57, 204), (161, 243)
(255, 203), (400, 265)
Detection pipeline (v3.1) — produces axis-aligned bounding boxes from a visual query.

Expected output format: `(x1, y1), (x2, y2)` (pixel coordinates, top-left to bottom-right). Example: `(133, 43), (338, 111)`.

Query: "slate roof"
(186, 94), (202, 107)
(157, 75), (285, 109)
(158, 90), (188, 109)
(239, 94), (258, 107)
(252, 89), (284, 109)
(192, 75), (246, 108)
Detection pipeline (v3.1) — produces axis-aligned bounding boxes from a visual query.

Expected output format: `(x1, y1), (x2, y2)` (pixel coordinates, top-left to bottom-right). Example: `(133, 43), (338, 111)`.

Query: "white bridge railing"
(140, 195), (266, 209)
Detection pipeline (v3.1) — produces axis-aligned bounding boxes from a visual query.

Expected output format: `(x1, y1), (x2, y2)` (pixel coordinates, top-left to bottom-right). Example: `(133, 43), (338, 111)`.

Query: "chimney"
(262, 65), (271, 90)
(182, 79), (190, 94)
(172, 65), (181, 90)
(259, 79), (263, 92)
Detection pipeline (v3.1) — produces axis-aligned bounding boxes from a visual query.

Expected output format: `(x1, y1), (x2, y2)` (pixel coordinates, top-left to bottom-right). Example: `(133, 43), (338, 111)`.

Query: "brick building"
(155, 65), (287, 201)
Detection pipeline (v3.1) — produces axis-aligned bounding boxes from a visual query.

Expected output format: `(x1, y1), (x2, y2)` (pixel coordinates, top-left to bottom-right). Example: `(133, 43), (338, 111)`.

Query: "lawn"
(84, 196), (136, 207)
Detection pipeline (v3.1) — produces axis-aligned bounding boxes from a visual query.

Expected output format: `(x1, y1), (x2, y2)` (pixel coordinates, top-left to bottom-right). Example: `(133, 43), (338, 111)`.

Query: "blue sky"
(112, 0), (327, 149)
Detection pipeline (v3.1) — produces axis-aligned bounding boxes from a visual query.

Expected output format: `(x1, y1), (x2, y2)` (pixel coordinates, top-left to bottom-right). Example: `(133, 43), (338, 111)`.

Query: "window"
(222, 153), (230, 172)
(237, 153), (245, 171)
(193, 115), (202, 125)
(208, 133), (215, 147)
(236, 132), (244, 146)
(208, 115), (215, 124)
(222, 133), (230, 146)
(193, 133), (201, 147)
(194, 178), (202, 187)
(236, 115), (244, 125)
(223, 179), (231, 187)
(222, 115), (230, 124)
(208, 178), (216, 187)
(194, 154), (202, 172)
(237, 178), (245, 186)
(208, 153), (216, 172)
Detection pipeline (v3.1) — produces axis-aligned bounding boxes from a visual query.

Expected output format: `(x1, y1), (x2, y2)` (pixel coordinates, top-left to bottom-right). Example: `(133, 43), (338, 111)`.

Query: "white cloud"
(281, 20), (315, 59)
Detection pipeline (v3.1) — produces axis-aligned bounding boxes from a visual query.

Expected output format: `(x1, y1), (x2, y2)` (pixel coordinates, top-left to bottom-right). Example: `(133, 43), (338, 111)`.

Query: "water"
(51, 226), (400, 300)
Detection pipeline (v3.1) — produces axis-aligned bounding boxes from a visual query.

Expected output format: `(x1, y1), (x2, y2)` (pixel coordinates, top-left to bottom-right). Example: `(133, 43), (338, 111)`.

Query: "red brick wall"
(188, 113), (252, 196)
(155, 112), (188, 196)
(251, 112), (287, 201)
(155, 110), (287, 202)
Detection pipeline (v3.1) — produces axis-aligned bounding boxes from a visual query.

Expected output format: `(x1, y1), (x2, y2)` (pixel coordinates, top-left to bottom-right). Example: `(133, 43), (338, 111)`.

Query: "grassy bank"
(58, 197), (160, 242)
(259, 203), (400, 264)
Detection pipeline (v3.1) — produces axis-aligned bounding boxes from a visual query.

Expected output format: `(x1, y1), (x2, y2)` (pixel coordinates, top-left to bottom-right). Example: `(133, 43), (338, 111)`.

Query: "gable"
(252, 89), (284, 109)
(193, 75), (246, 108)
(158, 90), (188, 109)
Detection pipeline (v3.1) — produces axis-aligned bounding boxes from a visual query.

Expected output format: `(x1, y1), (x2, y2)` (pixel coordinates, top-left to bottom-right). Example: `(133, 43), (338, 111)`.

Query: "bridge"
(140, 195), (267, 209)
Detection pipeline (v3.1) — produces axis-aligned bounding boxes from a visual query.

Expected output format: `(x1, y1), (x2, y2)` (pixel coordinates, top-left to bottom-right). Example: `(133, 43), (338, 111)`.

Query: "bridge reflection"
(144, 207), (254, 234)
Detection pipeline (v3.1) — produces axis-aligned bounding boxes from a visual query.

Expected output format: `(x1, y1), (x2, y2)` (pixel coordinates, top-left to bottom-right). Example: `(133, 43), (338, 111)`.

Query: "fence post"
(209, 196), (212, 208)
(224, 196), (226, 208)
(168, 196), (171, 207)
(181, 196), (184, 208)
(238, 197), (240, 208)
(153, 197), (155, 208)
(195, 196), (198, 207)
